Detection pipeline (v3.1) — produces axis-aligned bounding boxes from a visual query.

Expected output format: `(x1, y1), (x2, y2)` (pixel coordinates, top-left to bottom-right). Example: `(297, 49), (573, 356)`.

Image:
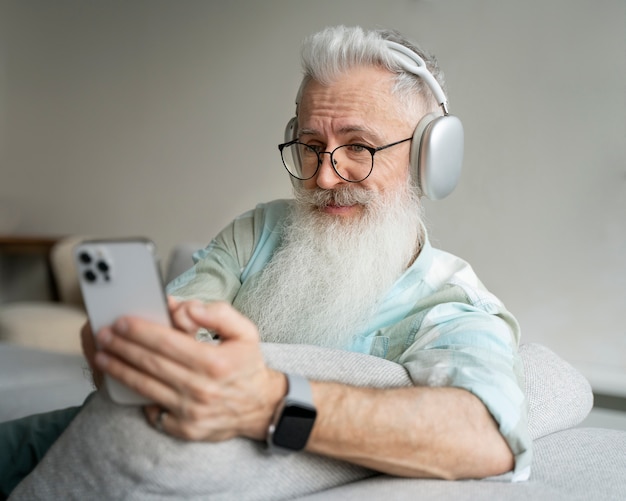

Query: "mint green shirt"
(167, 199), (532, 481)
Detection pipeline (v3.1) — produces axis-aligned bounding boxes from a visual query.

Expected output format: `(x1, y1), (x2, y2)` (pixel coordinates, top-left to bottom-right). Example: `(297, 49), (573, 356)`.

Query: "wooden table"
(0, 235), (60, 254)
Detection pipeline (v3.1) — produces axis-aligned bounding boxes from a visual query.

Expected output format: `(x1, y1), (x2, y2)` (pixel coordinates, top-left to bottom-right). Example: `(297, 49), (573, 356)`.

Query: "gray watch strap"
(267, 373), (316, 453)
(285, 373), (314, 404)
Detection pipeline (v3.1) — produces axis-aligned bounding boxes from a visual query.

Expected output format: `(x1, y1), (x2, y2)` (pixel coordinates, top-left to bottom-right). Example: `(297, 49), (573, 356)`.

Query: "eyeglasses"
(278, 137), (412, 183)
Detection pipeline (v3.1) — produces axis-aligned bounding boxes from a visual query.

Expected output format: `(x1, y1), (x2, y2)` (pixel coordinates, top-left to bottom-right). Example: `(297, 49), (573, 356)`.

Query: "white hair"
(297, 25), (446, 122)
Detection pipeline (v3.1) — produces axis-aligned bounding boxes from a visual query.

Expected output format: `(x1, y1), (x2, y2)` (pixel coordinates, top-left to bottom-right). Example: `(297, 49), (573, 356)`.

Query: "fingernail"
(114, 318), (129, 333)
(190, 304), (206, 317)
(97, 328), (112, 345)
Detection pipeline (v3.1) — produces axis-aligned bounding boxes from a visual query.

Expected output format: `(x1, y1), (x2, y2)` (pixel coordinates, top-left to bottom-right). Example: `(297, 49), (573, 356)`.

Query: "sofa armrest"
(520, 343), (593, 439)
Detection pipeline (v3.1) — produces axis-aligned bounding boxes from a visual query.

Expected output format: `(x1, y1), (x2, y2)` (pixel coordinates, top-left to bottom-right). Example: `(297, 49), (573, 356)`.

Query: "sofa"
(1, 243), (625, 500)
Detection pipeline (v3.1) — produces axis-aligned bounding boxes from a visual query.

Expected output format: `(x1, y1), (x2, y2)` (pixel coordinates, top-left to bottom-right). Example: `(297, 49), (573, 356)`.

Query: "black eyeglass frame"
(278, 136), (413, 183)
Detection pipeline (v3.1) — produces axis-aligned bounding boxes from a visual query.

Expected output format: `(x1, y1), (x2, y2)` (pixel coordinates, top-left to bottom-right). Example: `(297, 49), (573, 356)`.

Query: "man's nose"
(315, 152), (344, 189)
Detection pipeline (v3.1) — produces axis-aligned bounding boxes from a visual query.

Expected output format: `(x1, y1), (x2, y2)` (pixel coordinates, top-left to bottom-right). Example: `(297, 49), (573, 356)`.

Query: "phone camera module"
(79, 249), (112, 283)
(84, 269), (97, 283)
(95, 260), (111, 281)
(78, 251), (92, 264)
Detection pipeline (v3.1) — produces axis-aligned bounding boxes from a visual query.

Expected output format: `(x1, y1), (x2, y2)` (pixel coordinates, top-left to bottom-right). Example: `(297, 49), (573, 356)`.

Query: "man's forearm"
(306, 383), (514, 479)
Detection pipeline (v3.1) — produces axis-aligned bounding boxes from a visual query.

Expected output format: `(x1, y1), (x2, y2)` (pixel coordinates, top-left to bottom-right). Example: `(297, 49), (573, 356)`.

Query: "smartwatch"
(267, 373), (317, 453)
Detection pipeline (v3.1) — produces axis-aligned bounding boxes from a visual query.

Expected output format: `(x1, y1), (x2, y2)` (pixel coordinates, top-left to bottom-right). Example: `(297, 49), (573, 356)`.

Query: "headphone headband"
(384, 40), (449, 114)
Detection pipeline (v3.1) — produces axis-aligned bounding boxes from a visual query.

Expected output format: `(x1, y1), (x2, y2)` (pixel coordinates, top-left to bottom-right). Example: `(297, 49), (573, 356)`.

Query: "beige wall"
(2, 0), (625, 393)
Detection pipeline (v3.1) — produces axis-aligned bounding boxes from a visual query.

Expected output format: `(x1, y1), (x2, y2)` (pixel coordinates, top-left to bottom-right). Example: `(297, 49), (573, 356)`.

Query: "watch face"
(272, 404), (317, 450)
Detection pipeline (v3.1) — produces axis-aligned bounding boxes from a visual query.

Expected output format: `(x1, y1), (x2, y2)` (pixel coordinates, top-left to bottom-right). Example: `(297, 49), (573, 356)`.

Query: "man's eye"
(346, 144), (367, 153)
(307, 144), (324, 153)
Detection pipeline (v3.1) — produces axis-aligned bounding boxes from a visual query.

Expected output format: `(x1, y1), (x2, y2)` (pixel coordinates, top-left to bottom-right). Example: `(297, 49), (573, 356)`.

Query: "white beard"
(235, 182), (425, 349)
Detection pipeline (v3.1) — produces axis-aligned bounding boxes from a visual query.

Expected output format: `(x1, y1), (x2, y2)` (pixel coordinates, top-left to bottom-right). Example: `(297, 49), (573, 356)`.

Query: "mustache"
(294, 186), (376, 208)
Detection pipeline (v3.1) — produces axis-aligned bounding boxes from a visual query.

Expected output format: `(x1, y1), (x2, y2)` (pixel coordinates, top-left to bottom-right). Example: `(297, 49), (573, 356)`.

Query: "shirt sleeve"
(165, 200), (290, 304)
(165, 209), (257, 304)
(396, 284), (532, 482)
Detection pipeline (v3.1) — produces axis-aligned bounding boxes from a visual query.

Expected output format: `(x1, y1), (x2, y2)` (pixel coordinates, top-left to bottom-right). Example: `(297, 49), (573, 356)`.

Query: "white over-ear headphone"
(385, 41), (464, 200)
(285, 40), (464, 200)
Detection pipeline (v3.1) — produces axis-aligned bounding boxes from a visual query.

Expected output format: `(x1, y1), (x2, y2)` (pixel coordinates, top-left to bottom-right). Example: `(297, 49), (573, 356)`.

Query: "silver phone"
(74, 238), (171, 405)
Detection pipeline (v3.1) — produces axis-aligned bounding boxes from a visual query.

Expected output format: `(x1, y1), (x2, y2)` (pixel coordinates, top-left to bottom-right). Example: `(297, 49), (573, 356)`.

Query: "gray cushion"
(10, 344), (407, 500)
(10, 343), (594, 500)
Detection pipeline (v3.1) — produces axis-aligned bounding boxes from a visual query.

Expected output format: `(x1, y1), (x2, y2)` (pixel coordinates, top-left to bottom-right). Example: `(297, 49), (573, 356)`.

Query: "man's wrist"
(266, 373), (317, 453)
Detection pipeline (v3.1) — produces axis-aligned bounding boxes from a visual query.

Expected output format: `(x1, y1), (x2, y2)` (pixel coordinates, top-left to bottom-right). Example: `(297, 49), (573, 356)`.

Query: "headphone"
(285, 40), (463, 200)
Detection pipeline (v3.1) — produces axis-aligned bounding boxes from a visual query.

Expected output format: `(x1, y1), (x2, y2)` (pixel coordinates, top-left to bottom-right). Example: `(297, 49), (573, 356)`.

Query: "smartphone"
(74, 238), (171, 405)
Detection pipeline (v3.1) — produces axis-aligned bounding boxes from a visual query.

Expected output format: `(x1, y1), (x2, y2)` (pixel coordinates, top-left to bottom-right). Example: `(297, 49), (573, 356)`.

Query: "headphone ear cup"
(284, 117), (299, 187)
(285, 117), (298, 143)
(409, 113), (437, 191)
(410, 114), (464, 200)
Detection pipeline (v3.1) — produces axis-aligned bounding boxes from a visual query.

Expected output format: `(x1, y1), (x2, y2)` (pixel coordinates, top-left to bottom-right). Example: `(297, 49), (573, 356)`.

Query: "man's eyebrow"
(297, 128), (319, 137)
(298, 126), (384, 142)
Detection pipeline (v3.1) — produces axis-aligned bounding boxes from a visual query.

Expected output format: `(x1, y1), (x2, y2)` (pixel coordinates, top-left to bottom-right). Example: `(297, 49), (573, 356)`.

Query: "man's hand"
(93, 300), (286, 442)
(79, 297), (210, 391)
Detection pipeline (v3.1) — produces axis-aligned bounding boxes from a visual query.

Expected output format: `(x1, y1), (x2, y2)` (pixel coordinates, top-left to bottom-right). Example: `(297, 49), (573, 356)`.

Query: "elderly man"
(91, 25), (529, 478)
(1, 25), (530, 496)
